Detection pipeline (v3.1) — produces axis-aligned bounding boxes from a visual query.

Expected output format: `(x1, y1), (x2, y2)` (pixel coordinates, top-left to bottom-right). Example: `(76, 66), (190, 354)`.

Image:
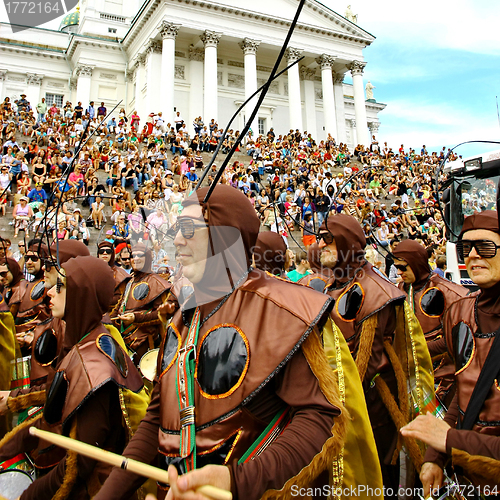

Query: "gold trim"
(195, 323), (250, 400)
(132, 281), (150, 301)
(158, 323), (181, 379)
(96, 333), (129, 378)
(454, 322), (475, 376)
(335, 282), (365, 323)
(419, 286), (444, 318)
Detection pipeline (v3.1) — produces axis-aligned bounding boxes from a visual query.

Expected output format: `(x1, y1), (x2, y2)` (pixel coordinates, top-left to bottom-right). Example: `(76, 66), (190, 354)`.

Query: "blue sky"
(326, 0), (500, 158)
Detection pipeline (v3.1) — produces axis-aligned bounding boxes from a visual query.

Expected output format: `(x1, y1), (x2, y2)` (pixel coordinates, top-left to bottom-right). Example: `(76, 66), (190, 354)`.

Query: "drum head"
(139, 348), (159, 382)
(0, 469), (34, 500)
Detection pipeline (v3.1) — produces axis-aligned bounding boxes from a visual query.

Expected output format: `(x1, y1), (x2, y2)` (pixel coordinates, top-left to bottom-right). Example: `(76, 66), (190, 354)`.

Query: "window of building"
(45, 93), (64, 108)
(108, 27), (117, 34)
(258, 118), (266, 136)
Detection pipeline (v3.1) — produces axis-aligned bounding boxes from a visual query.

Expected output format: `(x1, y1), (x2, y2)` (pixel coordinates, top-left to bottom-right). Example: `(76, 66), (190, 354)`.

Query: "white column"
(144, 40), (163, 116)
(159, 21), (181, 125)
(133, 53), (147, 124)
(0, 70), (6, 100)
(299, 66), (317, 139)
(368, 121), (380, 142)
(349, 119), (357, 147)
(188, 45), (205, 137)
(239, 38), (260, 136)
(316, 55), (337, 141)
(348, 61), (369, 146)
(69, 79), (77, 105)
(200, 30), (221, 124)
(75, 65), (93, 107)
(333, 72), (347, 145)
(26, 74), (43, 109)
(285, 47), (303, 132)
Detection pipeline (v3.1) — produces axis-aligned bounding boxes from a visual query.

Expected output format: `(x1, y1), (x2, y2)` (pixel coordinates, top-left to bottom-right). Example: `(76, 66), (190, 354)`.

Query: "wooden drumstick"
(29, 427), (232, 500)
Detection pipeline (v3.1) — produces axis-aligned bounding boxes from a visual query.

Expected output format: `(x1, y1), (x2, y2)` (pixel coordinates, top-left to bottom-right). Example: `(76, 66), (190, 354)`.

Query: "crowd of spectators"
(0, 92), (461, 279)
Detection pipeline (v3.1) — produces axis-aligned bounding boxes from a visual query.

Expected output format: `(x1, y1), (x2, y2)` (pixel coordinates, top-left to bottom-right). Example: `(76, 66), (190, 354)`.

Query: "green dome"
(59, 10), (80, 31)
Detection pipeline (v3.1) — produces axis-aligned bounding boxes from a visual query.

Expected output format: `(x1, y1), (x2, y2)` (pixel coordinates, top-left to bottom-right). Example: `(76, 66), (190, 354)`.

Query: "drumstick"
(29, 427), (232, 500)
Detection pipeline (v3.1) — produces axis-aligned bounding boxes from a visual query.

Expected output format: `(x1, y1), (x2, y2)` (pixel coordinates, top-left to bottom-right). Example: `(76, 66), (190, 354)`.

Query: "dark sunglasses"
(98, 248), (113, 255)
(168, 218), (207, 239)
(395, 264), (409, 272)
(0, 270), (9, 277)
(457, 239), (500, 260)
(25, 255), (40, 262)
(132, 252), (145, 259)
(42, 258), (57, 271)
(121, 256), (131, 261)
(318, 232), (334, 245)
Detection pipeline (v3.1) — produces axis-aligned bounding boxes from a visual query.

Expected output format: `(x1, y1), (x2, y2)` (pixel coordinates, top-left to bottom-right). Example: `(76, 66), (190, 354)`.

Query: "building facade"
(0, 0), (386, 146)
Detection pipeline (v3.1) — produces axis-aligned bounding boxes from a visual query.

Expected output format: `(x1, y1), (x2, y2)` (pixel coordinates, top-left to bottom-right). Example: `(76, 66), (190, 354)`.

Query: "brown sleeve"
(229, 348), (339, 500)
(446, 430), (500, 460)
(9, 382), (46, 399)
(364, 303), (397, 385)
(424, 393), (460, 468)
(21, 383), (123, 500)
(133, 293), (168, 324)
(93, 382), (161, 500)
(428, 334), (447, 358)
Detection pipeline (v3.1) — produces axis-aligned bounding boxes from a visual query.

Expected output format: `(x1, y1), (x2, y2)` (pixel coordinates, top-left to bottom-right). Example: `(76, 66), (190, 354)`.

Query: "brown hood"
(62, 256), (115, 349)
(131, 242), (152, 275)
(98, 241), (115, 267)
(253, 231), (287, 275)
(320, 214), (366, 284)
(393, 239), (430, 289)
(1, 258), (24, 287)
(182, 185), (260, 305)
(460, 209), (499, 238)
(49, 239), (90, 266)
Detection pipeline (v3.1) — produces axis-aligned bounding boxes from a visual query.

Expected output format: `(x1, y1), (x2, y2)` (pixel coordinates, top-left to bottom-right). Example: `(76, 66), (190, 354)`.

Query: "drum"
(139, 348), (159, 383)
(9, 356), (31, 390)
(0, 469), (34, 500)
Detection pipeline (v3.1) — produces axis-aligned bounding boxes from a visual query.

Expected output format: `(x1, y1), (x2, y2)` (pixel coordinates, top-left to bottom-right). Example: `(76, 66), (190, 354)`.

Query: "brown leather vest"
(445, 295), (500, 434)
(157, 269), (334, 472)
(15, 278), (50, 335)
(325, 263), (406, 363)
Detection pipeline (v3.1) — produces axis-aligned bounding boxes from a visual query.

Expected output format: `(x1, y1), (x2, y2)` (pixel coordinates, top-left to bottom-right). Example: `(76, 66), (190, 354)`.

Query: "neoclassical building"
(0, 0), (386, 146)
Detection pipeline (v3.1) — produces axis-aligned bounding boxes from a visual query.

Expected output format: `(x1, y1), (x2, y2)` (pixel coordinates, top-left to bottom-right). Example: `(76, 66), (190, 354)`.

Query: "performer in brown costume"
(0, 256), (144, 500)
(298, 241), (332, 292)
(95, 184), (381, 500)
(402, 210), (500, 497)
(0, 240), (91, 417)
(14, 240), (51, 354)
(97, 240), (131, 313)
(0, 258), (27, 319)
(113, 242), (171, 365)
(393, 239), (467, 409)
(252, 231), (287, 276)
(317, 214), (433, 495)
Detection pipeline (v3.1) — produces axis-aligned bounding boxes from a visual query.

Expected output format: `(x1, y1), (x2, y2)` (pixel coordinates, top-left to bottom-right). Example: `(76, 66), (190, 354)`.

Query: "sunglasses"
(42, 258), (57, 271)
(395, 264), (409, 272)
(98, 248), (113, 255)
(132, 252), (145, 259)
(168, 218), (207, 239)
(457, 239), (500, 260)
(318, 232), (334, 245)
(0, 270), (9, 277)
(25, 255), (40, 262)
(121, 256), (131, 261)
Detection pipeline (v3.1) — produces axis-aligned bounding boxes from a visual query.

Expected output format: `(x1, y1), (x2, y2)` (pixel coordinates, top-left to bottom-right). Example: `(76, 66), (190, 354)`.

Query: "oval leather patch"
(44, 370), (68, 425)
(336, 283), (364, 321)
(420, 287), (445, 317)
(160, 326), (181, 375)
(132, 282), (150, 301)
(34, 328), (58, 366)
(308, 277), (327, 293)
(30, 280), (46, 301)
(452, 322), (475, 373)
(177, 285), (194, 306)
(196, 325), (249, 398)
(97, 334), (128, 378)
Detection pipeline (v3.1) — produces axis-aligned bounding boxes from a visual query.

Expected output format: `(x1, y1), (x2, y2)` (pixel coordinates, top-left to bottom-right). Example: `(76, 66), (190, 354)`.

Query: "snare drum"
(9, 356), (31, 390)
(139, 348), (159, 383)
(0, 469), (34, 500)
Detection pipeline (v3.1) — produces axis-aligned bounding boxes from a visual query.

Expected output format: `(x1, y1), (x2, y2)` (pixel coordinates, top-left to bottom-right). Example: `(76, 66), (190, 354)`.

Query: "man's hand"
(158, 301), (177, 324)
(118, 313), (135, 326)
(0, 390), (11, 415)
(400, 412), (450, 453)
(419, 462), (444, 498)
(166, 464), (231, 500)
